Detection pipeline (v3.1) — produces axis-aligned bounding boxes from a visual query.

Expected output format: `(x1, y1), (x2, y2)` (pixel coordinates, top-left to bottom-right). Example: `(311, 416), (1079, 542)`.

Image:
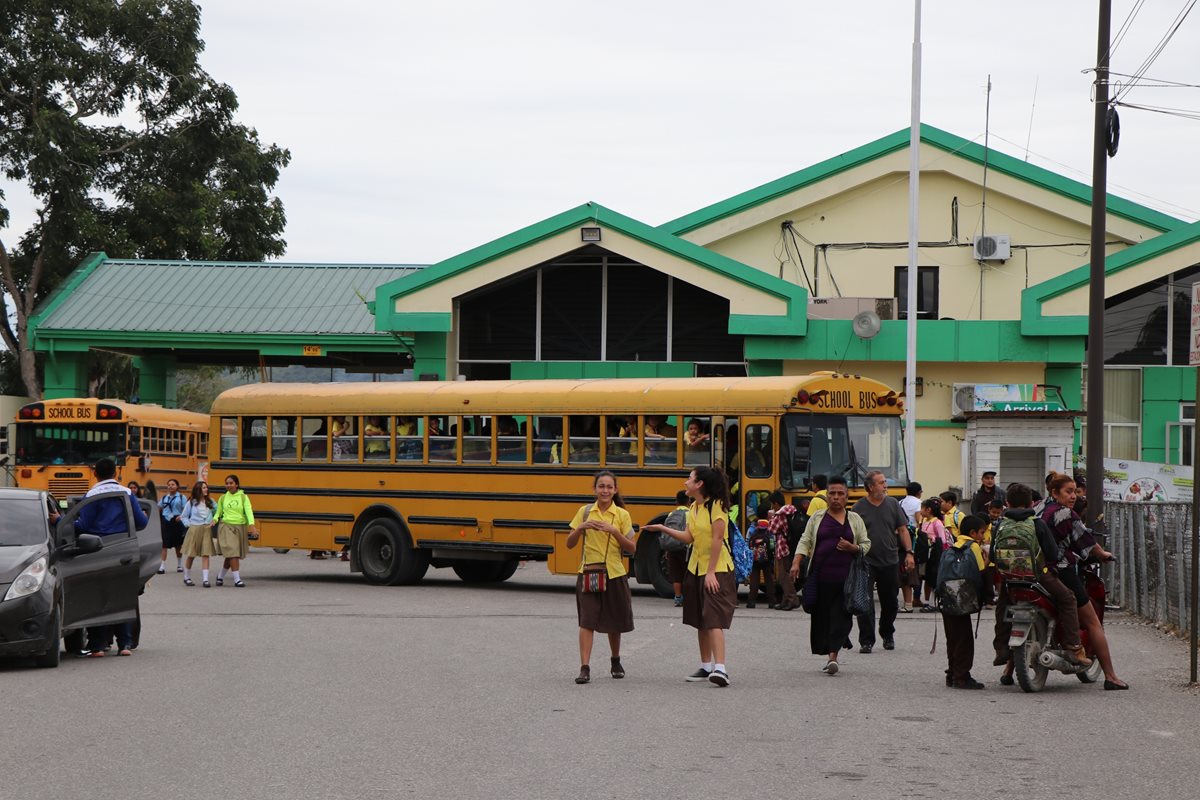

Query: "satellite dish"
(852, 310), (881, 340)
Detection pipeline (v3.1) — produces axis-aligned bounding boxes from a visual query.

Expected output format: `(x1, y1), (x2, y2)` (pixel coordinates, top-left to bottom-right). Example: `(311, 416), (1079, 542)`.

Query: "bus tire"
(272, 548), (291, 554)
(452, 559), (519, 583)
(357, 517), (428, 586)
(634, 513), (674, 599)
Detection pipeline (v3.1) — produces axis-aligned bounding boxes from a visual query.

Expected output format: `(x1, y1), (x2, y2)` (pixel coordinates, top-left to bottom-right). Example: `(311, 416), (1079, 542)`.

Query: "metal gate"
(1102, 501), (1193, 637)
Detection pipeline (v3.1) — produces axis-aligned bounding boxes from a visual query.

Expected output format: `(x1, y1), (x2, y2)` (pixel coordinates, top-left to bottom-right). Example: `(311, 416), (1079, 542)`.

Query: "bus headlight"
(3, 557), (48, 602)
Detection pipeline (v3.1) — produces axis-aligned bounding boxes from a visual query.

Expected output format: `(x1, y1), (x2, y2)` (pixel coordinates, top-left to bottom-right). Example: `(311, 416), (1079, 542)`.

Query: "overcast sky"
(7, 1), (1200, 266)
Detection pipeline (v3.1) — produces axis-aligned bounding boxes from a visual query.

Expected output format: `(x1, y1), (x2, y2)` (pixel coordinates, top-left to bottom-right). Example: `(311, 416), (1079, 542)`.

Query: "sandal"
(202, 580), (211, 588)
(183, 577), (194, 586)
(610, 658), (625, 679)
(575, 665), (590, 684)
(234, 579), (246, 587)
(216, 578), (224, 586)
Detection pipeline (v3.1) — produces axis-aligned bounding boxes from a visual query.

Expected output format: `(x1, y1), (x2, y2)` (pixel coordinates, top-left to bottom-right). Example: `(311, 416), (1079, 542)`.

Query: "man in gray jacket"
(850, 470), (916, 652)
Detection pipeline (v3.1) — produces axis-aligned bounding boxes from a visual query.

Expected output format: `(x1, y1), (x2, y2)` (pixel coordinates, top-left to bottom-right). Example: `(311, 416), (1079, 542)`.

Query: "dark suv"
(0, 487), (160, 668)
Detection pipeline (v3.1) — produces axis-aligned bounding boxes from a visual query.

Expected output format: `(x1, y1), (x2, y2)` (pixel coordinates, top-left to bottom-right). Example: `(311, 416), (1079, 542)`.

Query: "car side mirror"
(59, 533), (104, 558)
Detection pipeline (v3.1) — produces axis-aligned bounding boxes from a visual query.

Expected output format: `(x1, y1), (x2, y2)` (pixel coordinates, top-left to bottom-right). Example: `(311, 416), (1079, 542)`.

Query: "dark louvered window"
(458, 273), (537, 360)
(606, 263), (668, 361)
(672, 279), (741, 362)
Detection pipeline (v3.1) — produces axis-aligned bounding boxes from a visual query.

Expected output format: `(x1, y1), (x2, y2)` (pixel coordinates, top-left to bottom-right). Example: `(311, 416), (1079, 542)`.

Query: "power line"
(1114, 0), (1197, 103)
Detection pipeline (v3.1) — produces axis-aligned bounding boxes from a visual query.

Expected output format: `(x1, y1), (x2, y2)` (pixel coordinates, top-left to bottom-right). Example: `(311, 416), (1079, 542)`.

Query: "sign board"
(1076, 456), (1194, 503)
(302, 345), (323, 357)
(1191, 283), (1200, 367)
(958, 383), (1066, 413)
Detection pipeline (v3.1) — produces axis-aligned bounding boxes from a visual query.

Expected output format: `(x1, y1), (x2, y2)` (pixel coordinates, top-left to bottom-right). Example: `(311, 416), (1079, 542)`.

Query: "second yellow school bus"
(208, 374), (908, 594)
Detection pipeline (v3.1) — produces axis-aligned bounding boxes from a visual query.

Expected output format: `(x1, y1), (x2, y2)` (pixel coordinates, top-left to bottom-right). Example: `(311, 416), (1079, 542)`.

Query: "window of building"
(456, 246), (743, 375)
(1103, 265), (1200, 365)
(1081, 368), (1141, 459)
(894, 266), (939, 320)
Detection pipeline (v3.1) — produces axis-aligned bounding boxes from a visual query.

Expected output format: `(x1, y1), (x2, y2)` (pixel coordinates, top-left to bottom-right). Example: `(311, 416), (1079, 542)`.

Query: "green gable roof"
(373, 202), (809, 337)
(661, 124), (1186, 237)
(1021, 217), (1200, 336)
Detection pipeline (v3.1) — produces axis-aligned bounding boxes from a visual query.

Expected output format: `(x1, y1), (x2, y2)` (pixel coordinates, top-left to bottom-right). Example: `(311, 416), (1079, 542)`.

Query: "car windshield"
(14, 423), (126, 465)
(781, 413), (908, 490)
(0, 497), (49, 546)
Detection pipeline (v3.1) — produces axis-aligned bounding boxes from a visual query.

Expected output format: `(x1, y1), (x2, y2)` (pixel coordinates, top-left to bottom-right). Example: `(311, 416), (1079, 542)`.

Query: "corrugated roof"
(37, 259), (425, 335)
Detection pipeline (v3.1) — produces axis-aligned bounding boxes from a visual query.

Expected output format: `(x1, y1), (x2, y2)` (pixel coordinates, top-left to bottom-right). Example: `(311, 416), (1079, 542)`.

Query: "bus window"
(568, 416), (600, 466)
(272, 417), (297, 462)
(301, 417), (328, 461)
(605, 416), (636, 465)
(462, 416), (491, 463)
(532, 416), (562, 464)
(364, 415), (390, 461)
(242, 417), (268, 461)
(220, 418), (238, 460)
(683, 416), (713, 466)
(198, 433), (209, 458)
(744, 424), (772, 478)
(128, 425), (142, 455)
(644, 414), (677, 465)
(331, 416), (358, 461)
(496, 415), (526, 462)
(396, 416), (422, 461)
(429, 416), (457, 462)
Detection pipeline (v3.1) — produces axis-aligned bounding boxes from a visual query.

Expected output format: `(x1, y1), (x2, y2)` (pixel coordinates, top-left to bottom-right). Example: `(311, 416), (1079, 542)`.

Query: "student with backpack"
(938, 491), (966, 539)
(663, 491), (690, 607)
(991, 482), (1090, 682)
(763, 491), (801, 611)
(745, 515), (775, 608)
(643, 467), (737, 687)
(936, 514), (992, 689)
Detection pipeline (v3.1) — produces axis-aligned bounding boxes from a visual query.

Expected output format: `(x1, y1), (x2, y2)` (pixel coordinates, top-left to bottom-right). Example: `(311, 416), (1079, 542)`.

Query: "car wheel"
(35, 609), (62, 669)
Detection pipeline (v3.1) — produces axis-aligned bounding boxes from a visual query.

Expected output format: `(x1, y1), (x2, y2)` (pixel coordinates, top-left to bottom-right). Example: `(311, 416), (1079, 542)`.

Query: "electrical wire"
(1113, 99), (1200, 122)
(1113, 0), (1197, 103)
(784, 223), (814, 294)
(1106, 0), (1148, 62)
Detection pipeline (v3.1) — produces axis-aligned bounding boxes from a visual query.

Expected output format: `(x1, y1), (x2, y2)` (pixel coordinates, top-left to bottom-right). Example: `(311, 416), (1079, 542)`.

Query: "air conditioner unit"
(972, 234), (1011, 261)
(950, 384), (977, 420)
(808, 297), (898, 321)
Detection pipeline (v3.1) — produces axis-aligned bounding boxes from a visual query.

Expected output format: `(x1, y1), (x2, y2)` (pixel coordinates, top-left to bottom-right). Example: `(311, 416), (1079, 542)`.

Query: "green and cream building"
(31, 125), (1200, 497)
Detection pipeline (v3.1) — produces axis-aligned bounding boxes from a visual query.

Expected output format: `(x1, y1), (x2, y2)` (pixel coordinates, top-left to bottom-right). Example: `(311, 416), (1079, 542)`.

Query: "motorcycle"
(1003, 557), (1108, 692)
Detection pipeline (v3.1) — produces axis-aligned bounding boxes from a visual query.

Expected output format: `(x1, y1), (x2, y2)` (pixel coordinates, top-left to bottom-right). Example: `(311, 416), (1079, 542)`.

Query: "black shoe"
(708, 669), (730, 687)
(883, 639), (895, 651)
(860, 644), (873, 654)
(685, 668), (712, 682)
(610, 658), (624, 679)
(1000, 674), (1015, 686)
(843, 639), (853, 650)
(746, 602), (756, 609)
(1104, 679), (1130, 690)
(575, 666), (590, 684)
(953, 677), (986, 690)
(945, 670), (952, 687)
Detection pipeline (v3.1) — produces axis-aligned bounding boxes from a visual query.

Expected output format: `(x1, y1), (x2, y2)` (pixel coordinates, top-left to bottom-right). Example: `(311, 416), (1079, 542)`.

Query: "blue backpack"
(726, 518), (753, 583)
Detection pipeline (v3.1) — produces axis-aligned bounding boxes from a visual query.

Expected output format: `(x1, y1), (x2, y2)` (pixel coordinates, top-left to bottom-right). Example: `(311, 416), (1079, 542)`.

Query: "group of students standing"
(154, 476), (258, 588)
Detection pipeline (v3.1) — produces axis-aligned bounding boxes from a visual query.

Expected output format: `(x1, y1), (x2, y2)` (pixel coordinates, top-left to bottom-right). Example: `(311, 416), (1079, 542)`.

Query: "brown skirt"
(216, 523), (249, 559)
(575, 575), (634, 634)
(682, 570), (736, 630)
(181, 524), (218, 557)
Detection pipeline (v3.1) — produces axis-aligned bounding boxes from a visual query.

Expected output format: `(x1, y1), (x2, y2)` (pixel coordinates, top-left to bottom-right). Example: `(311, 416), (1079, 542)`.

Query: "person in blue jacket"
(78, 458), (149, 657)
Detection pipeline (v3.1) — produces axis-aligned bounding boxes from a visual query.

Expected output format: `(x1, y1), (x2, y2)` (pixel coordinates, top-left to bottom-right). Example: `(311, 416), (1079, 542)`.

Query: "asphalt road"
(3, 550), (1197, 800)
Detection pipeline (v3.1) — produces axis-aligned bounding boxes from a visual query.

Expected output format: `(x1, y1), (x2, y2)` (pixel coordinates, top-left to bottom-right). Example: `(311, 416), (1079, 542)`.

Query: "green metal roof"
(661, 124), (1187, 236)
(32, 254), (425, 342)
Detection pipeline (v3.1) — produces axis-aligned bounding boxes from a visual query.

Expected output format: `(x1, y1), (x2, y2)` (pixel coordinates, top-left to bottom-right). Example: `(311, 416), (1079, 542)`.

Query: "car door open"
(55, 492), (142, 630)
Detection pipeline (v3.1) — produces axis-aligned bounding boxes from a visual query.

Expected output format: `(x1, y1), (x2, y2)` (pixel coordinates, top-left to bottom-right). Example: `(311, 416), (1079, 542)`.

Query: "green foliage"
(175, 364), (245, 413)
(0, 0), (290, 397)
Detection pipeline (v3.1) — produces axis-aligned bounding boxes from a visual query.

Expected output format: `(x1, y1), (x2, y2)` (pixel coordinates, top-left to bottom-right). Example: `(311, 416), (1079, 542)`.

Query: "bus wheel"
(358, 518), (428, 586)
(272, 548), (291, 554)
(452, 559), (518, 583)
(634, 516), (674, 599)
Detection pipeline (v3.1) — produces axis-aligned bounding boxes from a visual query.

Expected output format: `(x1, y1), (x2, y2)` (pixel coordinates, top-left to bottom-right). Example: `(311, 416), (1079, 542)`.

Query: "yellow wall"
(683, 144), (1163, 322)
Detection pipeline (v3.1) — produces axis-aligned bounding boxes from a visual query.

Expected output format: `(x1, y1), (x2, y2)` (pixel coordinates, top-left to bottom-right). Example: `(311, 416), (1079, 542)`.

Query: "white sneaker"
(824, 660), (839, 675)
(156, 565), (166, 575)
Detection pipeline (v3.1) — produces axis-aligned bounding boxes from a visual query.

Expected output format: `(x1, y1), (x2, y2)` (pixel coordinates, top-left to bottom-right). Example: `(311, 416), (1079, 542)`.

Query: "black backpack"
(935, 540), (982, 616)
(786, 509), (807, 552)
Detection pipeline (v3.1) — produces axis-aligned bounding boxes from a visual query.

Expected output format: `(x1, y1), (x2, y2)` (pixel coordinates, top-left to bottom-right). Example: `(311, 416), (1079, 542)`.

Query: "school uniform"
(158, 491), (187, 550)
(942, 533), (988, 687)
(213, 489), (255, 558)
(180, 500), (218, 557)
(569, 503), (634, 634)
(681, 501), (736, 630)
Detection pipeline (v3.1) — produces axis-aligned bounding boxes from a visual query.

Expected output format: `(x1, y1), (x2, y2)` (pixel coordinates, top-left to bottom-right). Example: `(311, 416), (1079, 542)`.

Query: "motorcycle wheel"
(1014, 615), (1050, 693)
(1077, 656), (1103, 683)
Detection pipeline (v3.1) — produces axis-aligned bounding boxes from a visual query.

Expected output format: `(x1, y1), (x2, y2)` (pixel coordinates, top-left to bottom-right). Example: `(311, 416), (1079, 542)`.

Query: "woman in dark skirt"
(566, 470), (638, 684)
(790, 475), (871, 675)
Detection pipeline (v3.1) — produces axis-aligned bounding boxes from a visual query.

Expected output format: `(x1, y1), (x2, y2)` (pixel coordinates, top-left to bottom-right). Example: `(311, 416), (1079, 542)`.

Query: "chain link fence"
(1102, 501), (1193, 637)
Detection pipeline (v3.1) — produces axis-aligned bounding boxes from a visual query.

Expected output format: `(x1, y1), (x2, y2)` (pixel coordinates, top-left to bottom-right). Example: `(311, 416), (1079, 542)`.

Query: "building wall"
(1142, 366), (1196, 464)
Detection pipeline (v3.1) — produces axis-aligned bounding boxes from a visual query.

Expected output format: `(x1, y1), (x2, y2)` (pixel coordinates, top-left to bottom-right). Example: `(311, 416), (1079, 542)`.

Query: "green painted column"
(747, 359), (783, 377)
(43, 351), (89, 399)
(134, 355), (178, 407)
(413, 332), (448, 380)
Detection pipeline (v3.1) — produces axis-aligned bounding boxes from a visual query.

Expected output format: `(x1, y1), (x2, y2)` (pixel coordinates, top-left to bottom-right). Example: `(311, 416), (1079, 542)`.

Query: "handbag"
(843, 554), (873, 615)
(579, 506), (613, 593)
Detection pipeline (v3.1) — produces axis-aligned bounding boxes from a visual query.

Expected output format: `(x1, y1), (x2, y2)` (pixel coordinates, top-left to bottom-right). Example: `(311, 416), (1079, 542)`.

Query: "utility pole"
(904, 0), (921, 477)
(1084, 0), (1111, 528)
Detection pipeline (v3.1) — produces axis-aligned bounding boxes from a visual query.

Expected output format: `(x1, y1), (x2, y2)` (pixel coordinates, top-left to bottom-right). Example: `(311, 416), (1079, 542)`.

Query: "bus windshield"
(781, 413), (907, 490)
(14, 423), (126, 465)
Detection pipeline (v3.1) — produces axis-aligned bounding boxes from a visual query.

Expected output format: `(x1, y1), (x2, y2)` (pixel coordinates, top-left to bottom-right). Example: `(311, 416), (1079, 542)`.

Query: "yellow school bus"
(208, 374), (908, 595)
(12, 399), (210, 499)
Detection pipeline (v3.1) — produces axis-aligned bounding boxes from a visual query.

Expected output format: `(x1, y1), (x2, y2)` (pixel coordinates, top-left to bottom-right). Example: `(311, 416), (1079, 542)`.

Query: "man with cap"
(970, 471), (1005, 515)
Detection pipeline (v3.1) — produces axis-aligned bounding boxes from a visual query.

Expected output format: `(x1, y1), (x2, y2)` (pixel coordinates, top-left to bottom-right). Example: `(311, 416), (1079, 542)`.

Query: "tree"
(0, 0), (289, 397)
